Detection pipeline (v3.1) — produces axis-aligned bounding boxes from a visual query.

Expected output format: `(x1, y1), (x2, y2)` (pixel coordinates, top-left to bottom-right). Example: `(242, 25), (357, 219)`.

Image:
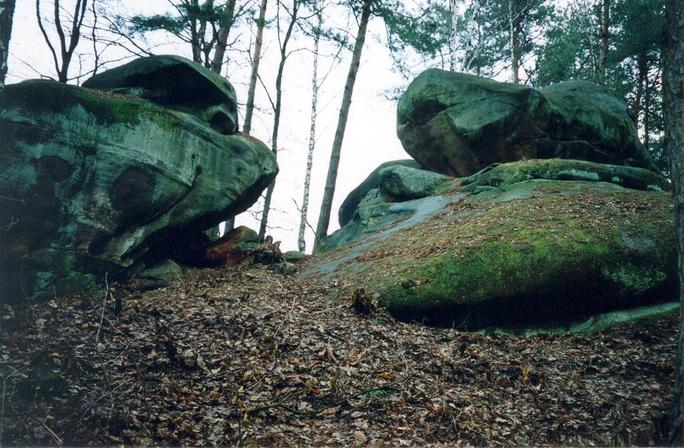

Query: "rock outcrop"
(83, 55), (239, 135)
(0, 61), (277, 303)
(338, 159), (424, 227)
(307, 159), (675, 330)
(397, 69), (655, 177)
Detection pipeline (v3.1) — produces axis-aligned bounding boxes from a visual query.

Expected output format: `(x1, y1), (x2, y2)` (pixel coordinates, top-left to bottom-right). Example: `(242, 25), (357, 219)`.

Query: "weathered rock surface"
(326, 163), (450, 251)
(338, 159), (423, 227)
(460, 159), (670, 193)
(379, 165), (450, 200)
(397, 69), (655, 177)
(83, 55), (239, 135)
(306, 159), (675, 329)
(0, 79), (277, 303)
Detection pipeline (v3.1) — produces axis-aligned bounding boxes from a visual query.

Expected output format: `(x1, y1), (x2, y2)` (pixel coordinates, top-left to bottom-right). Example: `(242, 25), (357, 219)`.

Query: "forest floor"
(0, 261), (677, 446)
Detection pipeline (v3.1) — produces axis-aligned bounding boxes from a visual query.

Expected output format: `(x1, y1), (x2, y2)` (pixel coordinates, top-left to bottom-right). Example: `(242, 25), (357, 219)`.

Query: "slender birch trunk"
(449, 0), (458, 71)
(508, 0), (520, 84)
(297, 5), (322, 252)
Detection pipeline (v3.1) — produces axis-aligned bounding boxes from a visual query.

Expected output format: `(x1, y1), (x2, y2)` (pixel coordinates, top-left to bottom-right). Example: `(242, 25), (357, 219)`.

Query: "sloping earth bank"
(0, 263), (676, 446)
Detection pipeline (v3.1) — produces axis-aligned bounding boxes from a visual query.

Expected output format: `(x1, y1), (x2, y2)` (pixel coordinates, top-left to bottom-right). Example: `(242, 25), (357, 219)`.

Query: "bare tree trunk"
(597, 0), (609, 85)
(210, 0), (236, 73)
(189, 0), (202, 62)
(258, 0), (299, 241)
(665, 0), (684, 440)
(0, 0), (15, 90)
(298, 5), (322, 253)
(314, 0), (372, 249)
(243, 0), (268, 134)
(633, 51), (646, 124)
(36, 0), (89, 83)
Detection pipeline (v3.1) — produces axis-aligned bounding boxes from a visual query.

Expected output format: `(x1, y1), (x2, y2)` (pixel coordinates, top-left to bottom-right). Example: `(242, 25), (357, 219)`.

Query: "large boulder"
(325, 162), (450, 250)
(305, 159), (675, 330)
(338, 159), (424, 227)
(397, 69), (656, 177)
(83, 55), (239, 135)
(0, 79), (277, 303)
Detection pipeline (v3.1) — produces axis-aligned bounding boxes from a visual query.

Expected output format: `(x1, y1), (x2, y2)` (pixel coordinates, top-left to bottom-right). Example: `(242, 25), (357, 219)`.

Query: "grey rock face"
(83, 55), (239, 135)
(338, 159), (424, 227)
(397, 69), (655, 177)
(310, 159), (675, 330)
(0, 78), (277, 303)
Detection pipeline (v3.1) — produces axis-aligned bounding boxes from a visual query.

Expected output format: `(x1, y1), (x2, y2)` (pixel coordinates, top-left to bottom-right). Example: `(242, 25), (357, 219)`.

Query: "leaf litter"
(0, 262), (677, 446)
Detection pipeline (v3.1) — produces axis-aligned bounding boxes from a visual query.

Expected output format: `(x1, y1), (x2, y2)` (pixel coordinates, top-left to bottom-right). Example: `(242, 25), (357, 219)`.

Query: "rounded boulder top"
(397, 69), (656, 177)
(83, 55), (238, 134)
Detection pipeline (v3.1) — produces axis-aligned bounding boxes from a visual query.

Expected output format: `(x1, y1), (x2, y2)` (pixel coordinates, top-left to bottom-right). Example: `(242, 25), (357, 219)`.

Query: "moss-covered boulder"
(305, 160), (675, 330)
(0, 79), (277, 303)
(83, 55), (239, 135)
(461, 159), (670, 193)
(397, 69), (655, 177)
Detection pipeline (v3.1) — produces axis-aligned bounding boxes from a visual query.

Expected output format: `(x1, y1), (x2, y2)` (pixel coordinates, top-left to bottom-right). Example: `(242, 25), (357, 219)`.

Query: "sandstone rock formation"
(0, 58), (277, 303)
(397, 69), (656, 177)
(309, 159), (675, 329)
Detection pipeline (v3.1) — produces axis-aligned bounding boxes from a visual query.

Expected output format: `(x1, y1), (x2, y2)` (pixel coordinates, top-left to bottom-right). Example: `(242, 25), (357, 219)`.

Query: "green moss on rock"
(307, 165), (676, 330)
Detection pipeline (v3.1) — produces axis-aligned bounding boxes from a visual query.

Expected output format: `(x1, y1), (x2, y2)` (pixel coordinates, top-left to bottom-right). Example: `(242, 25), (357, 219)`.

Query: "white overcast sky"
(7, 0), (438, 252)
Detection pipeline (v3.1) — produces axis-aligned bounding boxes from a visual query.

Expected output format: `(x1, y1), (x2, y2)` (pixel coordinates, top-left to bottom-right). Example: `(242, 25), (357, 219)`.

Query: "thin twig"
(28, 415), (63, 446)
(95, 273), (110, 345)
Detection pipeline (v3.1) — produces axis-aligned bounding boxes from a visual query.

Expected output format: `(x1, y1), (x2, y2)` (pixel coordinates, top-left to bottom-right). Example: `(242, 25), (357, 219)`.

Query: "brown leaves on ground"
(0, 264), (677, 446)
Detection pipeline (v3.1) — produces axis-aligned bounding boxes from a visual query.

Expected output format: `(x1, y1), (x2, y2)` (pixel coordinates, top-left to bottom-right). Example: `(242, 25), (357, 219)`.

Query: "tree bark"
(666, 0), (684, 440)
(258, 0), (298, 242)
(298, 5), (322, 253)
(243, 0), (268, 134)
(189, 0), (202, 62)
(0, 0), (15, 91)
(210, 0), (236, 74)
(597, 0), (609, 85)
(633, 51), (647, 126)
(314, 0), (372, 249)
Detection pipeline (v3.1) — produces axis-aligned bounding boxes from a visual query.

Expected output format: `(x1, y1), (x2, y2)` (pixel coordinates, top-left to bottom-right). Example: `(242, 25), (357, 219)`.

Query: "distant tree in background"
(129, 0), (250, 75)
(257, 0), (308, 241)
(533, 0), (667, 170)
(0, 0), (15, 90)
(442, 0), (549, 82)
(36, 0), (90, 83)
(243, 0), (268, 134)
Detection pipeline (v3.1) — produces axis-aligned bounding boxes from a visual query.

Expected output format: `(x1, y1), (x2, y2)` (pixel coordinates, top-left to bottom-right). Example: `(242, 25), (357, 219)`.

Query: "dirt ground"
(0, 262), (677, 446)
